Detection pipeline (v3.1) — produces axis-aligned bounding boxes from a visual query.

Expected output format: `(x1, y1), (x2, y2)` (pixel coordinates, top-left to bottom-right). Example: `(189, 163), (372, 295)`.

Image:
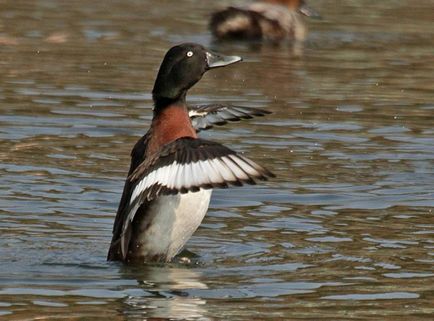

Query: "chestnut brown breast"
(147, 105), (197, 156)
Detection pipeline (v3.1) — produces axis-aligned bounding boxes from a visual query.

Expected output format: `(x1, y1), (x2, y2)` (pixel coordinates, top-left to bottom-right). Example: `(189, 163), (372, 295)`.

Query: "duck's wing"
(189, 104), (271, 132)
(116, 137), (274, 260)
(107, 133), (150, 261)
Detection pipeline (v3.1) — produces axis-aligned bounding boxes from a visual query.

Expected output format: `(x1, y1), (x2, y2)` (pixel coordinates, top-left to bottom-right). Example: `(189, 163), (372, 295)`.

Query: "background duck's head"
(152, 43), (241, 107)
(267, 0), (321, 18)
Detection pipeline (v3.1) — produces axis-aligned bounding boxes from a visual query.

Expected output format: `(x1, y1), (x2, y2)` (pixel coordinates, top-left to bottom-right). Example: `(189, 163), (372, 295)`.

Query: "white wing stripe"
(228, 154), (258, 176)
(188, 110), (207, 117)
(191, 162), (204, 186)
(221, 156), (249, 180)
(239, 155), (263, 171)
(172, 163), (182, 190)
(215, 158), (237, 182)
(185, 163), (195, 188)
(161, 163), (173, 189)
(185, 163), (194, 188)
(200, 159), (221, 183)
(129, 155), (264, 205)
(207, 158), (226, 183)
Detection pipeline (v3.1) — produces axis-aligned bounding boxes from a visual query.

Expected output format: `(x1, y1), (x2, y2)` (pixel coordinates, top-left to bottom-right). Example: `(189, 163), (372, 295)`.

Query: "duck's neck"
(147, 98), (196, 156)
(153, 92), (187, 116)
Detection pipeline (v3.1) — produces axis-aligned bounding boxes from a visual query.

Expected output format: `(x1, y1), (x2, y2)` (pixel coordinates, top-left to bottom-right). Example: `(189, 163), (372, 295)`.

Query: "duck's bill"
(299, 3), (322, 19)
(206, 51), (242, 69)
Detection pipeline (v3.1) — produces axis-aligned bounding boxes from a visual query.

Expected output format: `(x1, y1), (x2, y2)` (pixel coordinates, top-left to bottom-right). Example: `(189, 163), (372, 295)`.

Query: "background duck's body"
(210, 0), (320, 42)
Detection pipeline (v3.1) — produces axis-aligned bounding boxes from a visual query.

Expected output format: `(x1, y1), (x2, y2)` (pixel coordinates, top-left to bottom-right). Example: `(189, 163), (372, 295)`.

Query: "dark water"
(1, 0), (433, 320)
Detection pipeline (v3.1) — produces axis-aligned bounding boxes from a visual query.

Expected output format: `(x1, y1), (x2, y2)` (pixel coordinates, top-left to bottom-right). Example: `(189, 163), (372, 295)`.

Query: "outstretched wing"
(189, 104), (271, 132)
(119, 137), (274, 259)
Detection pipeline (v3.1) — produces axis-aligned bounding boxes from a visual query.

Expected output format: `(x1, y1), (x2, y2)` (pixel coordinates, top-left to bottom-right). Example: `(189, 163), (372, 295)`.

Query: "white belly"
(136, 189), (212, 261)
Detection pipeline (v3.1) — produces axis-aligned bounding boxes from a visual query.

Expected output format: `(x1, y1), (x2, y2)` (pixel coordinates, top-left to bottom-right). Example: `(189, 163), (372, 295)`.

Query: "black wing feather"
(107, 133), (150, 261)
(189, 104), (271, 132)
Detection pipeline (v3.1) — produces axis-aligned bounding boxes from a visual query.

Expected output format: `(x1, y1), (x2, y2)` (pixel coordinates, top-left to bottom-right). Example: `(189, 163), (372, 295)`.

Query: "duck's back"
(210, 3), (306, 42)
(210, 6), (266, 40)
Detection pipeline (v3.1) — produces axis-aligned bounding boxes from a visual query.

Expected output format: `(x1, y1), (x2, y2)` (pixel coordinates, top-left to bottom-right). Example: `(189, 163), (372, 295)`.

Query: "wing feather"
(126, 136), (272, 220)
(189, 104), (271, 132)
(114, 137), (274, 260)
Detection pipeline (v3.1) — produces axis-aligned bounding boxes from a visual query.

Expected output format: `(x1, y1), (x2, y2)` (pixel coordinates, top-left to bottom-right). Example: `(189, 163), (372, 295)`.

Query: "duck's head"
(152, 43), (242, 109)
(268, 0), (321, 18)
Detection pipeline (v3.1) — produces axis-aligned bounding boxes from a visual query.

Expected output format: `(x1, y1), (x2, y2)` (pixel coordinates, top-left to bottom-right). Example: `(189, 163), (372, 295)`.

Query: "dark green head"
(152, 43), (242, 110)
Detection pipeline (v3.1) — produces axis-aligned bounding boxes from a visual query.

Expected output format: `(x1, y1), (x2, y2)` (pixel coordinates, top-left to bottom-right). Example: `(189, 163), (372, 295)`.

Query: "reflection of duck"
(107, 43), (274, 263)
(210, 0), (320, 42)
(122, 265), (209, 320)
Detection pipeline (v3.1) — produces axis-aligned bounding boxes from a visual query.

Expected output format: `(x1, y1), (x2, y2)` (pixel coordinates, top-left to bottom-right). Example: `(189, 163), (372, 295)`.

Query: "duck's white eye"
(186, 51), (194, 57)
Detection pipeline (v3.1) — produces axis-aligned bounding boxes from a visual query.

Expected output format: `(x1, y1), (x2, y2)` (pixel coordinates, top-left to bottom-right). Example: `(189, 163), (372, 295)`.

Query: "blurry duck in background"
(210, 0), (321, 43)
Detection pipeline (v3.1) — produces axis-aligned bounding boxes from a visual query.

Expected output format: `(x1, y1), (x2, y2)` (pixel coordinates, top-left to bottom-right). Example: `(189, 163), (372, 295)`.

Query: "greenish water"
(0, 0), (433, 320)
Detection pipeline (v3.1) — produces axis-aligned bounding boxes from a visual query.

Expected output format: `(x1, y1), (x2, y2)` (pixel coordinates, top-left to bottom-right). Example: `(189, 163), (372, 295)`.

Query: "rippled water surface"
(1, 0), (433, 320)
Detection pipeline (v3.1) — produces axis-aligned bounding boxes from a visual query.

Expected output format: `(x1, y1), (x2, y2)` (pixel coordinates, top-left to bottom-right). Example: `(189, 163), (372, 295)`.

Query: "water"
(1, 0), (433, 319)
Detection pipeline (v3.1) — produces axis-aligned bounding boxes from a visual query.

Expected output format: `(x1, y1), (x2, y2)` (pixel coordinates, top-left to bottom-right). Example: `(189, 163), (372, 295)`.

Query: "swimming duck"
(210, 0), (321, 42)
(107, 43), (274, 263)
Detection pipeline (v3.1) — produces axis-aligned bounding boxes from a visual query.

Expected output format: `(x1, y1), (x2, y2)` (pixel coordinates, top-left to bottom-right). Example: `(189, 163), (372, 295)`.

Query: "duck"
(107, 43), (274, 263)
(210, 0), (321, 42)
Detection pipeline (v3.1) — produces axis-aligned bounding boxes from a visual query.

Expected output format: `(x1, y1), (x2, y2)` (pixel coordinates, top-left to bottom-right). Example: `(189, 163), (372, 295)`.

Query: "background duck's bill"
(299, 3), (322, 19)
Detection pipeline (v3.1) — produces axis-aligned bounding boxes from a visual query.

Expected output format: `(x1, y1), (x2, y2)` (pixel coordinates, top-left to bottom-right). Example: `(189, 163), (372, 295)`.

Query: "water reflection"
(121, 265), (209, 320)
